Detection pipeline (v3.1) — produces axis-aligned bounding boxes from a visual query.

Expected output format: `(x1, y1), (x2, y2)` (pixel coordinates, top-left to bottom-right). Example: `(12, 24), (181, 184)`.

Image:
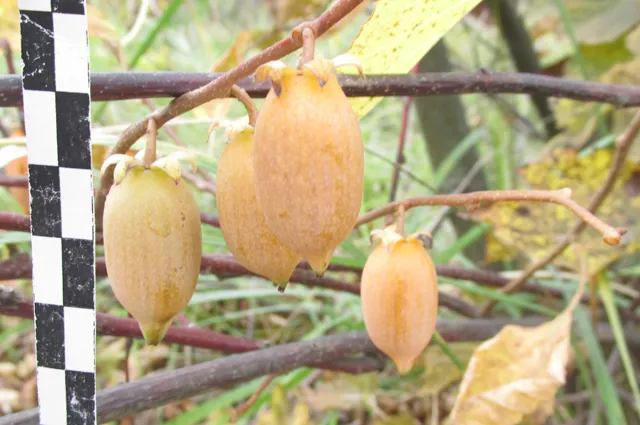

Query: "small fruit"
(216, 123), (301, 291)
(251, 55), (365, 276)
(101, 150), (202, 344)
(360, 225), (439, 374)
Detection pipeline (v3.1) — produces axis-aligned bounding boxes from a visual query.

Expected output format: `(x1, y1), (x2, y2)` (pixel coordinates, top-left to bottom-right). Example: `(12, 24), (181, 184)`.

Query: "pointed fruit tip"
(140, 320), (172, 346)
(393, 357), (416, 375)
(271, 279), (288, 293)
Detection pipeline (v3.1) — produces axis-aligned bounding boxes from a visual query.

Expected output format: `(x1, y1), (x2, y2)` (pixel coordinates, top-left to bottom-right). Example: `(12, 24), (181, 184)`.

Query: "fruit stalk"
(143, 118), (158, 167)
(298, 26), (316, 66)
(230, 85), (259, 127)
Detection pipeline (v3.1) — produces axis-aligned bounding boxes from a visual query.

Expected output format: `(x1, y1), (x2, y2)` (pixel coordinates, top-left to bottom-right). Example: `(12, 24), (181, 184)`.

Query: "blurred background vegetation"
(1, 0), (640, 424)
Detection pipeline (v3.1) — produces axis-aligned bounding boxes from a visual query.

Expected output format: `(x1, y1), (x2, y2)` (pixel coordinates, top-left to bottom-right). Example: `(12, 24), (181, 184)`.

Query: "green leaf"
(598, 273), (640, 416)
(574, 306), (628, 425)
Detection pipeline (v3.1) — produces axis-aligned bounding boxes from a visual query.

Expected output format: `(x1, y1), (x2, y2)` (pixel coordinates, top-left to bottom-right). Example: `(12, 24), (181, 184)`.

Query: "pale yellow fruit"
(103, 165), (202, 344)
(216, 128), (301, 291)
(252, 57), (364, 276)
(360, 230), (439, 374)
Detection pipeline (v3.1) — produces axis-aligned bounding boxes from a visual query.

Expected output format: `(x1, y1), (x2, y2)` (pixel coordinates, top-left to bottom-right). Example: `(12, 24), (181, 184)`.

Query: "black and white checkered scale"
(18, 0), (97, 424)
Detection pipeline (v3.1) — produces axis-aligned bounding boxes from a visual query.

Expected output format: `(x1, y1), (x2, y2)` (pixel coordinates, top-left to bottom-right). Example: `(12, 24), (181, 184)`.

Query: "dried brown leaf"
(445, 260), (587, 425)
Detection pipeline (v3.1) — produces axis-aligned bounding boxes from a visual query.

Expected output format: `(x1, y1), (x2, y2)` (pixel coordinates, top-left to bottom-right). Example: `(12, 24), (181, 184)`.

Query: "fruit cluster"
(99, 49), (439, 374)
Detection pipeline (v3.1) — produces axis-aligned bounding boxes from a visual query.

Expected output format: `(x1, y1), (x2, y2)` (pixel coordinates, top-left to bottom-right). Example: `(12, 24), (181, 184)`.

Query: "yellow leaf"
(414, 342), (480, 397)
(86, 4), (118, 43)
(372, 413), (417, 425)
(446, 271), (586, 425)
(210, 30), (253, 73)
(484, 233), (519, 265)
(298, 372), (380, 411)
(468, 148), (640, 275)
(0, 0), (20, 50)
(342, 0), (483, 119)
(257, 384), (312, 425)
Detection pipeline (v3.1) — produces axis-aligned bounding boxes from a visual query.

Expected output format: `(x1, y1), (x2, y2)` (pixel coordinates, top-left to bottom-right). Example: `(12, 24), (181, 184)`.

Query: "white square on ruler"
(18, 0), (52, 11)
(64, 307), (95, 373)
(52, 13), (89, 94)
(23, 90), (58, 167)
(31, 236), (63, 306)
(59, 168), (94, 241)
(36, 367), (67, 425)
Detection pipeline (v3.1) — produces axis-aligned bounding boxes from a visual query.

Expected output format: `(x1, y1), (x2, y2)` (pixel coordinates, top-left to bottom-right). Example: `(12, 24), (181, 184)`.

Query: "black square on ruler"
(20, 11), (56, 92)
(56, 92), (91, 169)
(65, 370), (96, 425)
(28, 164), (62, 238)
(62, 238), (95, 309)
(34, 303), (65, 369)
(52, 0), (86, 15)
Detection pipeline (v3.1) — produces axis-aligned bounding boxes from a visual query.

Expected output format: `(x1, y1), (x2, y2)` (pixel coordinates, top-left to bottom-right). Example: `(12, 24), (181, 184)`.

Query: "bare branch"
(0, 252), (479, 317)
(356, 188), (624, 245)
(479, 109), (640, 315)
(4, 71), (640, 107)
(1, 317), (635, 425)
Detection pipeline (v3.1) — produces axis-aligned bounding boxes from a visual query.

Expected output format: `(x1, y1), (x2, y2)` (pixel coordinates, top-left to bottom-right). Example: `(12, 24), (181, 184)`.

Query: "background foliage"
(1, 0), (640, 424)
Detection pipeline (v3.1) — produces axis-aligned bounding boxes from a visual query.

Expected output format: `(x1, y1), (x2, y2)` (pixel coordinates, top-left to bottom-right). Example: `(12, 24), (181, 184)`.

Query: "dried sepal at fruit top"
(101, 151), (202, 345)
(251, 55), (365, 276)
(101, 149), (197, 185)
(254, 54), (363, 94)
(215, 122), (301, 292)
(360, 225), (439, 374)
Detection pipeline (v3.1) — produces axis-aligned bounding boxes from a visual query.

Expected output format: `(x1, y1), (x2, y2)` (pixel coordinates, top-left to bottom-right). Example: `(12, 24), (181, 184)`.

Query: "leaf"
(0, 1), (20, 50)
(298, 372), (380, 412)
(257, 384), (311, 425)
(468, 148), (640, 274)
(0, 2), (117, 51)
(445, 274), (585, 425)
(372, 414), (417, 425)
(484, 233), (518, 265)
(265, 0), (328, 27)
(565, 0), (640, 45)
(343, 0), (483, 119)
(210, 30), (253, 73)
(414, 342), (480, 397)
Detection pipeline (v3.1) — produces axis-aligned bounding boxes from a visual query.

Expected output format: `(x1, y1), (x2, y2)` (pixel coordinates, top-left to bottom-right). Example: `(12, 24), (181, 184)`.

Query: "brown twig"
(2, 316), (635, 425)
(387, 93), (414, 213)
(0, 175), (28, 187)
(0, 252), (479, 317)
(199, 212), (220, 227)
(0, 38), (16, 75)
(230, 85), (259, 127)
(94, 0), (366, 228)
(0, 212), (30, 232)
(231, 375), (278, 422)
(356, 188), (624, 245)
(182, 170), (217, 195)
(6, 71), (640, 107)
(0, 295), (264, 352)
(479, 110), (640, 316)
(628, 292), (640, 314)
